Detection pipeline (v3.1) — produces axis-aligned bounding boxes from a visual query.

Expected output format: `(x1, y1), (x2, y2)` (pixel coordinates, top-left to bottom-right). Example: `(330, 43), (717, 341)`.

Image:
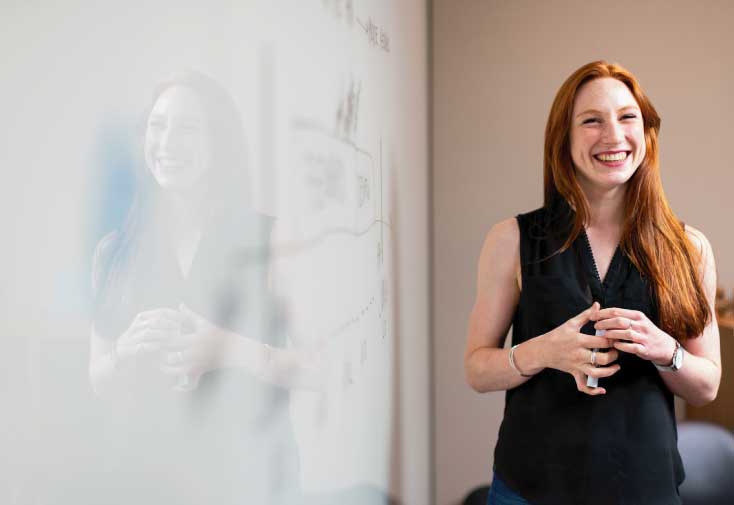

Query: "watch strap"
(655, 340), (682, 372)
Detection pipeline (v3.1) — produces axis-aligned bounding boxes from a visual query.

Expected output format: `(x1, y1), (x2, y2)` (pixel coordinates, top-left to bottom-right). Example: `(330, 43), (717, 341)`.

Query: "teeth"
(158, 158), (184, 168)
(596, 152), (627, 162)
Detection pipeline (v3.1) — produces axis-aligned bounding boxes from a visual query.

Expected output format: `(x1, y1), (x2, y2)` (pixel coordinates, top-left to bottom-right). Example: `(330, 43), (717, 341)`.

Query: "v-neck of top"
(580, 228), (622, 289)
(175, 229), (203, 281)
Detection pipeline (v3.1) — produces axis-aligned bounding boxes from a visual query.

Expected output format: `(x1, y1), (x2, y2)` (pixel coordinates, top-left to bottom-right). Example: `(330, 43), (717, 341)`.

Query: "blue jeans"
(487, 471), (533, 505)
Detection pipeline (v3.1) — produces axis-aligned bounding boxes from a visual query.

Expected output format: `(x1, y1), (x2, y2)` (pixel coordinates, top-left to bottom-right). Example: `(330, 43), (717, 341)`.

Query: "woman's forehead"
(573, 78), (639, 113)
(150, 86), (205, 120)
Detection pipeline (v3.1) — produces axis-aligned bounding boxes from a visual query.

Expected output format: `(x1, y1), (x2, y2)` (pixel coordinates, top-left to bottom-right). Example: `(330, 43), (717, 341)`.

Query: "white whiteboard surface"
(1, 2), (430, 504)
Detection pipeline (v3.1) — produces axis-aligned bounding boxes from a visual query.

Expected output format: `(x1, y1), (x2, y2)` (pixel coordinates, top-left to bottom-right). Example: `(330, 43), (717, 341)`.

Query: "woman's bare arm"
(89, 325), (119, 395)
(465, 218), (549, 393)
(657, 225), (722, 406)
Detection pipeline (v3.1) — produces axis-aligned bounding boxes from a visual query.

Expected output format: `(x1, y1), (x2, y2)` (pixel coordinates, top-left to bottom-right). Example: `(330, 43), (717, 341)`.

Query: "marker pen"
(586, 329), (606, 388)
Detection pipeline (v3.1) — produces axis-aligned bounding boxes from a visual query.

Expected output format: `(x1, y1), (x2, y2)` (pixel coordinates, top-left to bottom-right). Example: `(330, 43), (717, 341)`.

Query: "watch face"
(673, 348), (683, 369)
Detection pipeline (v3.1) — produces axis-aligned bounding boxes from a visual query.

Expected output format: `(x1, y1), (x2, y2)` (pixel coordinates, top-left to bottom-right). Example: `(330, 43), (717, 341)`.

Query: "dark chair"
(462, 484), (491, 505)
(300, 484), (400, 505)
(677, 421), (734, 505)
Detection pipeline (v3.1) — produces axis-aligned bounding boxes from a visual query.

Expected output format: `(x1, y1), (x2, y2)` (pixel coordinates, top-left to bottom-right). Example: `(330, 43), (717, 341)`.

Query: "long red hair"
(544, 61), (709, 341)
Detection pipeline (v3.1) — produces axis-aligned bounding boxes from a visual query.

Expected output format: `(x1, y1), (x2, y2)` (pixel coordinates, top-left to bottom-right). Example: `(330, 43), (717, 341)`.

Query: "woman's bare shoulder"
(484, 217), (519, 248)
(477, 217), (521, 288)
(684, 224), (716, 286)
(684, 224), (712, 254)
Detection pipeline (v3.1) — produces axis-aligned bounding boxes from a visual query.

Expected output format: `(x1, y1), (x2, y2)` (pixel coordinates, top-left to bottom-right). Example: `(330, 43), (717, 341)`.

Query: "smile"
(157, 157), (187, 170)
(593, 151), (630, 163)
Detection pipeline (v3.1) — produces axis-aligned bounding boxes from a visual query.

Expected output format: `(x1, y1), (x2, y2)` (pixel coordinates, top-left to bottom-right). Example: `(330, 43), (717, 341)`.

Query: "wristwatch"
(655, 340), (683, 372)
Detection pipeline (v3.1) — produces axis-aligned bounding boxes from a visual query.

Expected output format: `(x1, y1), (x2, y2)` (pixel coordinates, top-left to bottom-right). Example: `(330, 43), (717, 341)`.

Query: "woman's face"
(569, 77), (646, 193)
(144, 86), (209, 192)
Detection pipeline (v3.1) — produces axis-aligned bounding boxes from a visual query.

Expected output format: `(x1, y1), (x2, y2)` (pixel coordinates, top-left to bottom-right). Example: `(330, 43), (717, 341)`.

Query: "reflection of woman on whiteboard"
(465, 62), (721, 504)
(88, 71), (313, 504)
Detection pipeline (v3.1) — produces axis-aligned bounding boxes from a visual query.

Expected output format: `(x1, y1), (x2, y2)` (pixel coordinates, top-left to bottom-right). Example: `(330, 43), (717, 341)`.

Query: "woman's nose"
(601, 119), (625, 144)
(159, 127), (179, 151)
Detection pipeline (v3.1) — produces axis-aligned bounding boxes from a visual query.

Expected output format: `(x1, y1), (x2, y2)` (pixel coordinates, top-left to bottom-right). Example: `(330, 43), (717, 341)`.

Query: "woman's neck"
(580, 183), (626, 231)
(161, 192), (206, 279)
(164, 191), (206, 237)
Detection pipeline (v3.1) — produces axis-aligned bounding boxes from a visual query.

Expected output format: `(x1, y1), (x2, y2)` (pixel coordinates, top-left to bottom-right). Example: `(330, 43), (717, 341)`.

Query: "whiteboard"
(0, 1), (430, 504)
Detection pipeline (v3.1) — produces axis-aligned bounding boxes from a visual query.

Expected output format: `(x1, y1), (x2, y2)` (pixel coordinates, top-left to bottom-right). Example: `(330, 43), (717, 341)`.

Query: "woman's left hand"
(159, 303), (238, 378)
(593, 307), (677, 366)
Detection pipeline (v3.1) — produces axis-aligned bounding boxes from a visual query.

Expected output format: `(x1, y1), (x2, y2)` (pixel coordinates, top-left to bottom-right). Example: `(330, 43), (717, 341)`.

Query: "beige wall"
(432, 1), (734, 504)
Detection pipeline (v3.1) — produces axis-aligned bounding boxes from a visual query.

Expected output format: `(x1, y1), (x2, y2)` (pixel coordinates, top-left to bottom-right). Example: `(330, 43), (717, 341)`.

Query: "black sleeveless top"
(90, 209), (300, 504)
(493, 200), (685, 505)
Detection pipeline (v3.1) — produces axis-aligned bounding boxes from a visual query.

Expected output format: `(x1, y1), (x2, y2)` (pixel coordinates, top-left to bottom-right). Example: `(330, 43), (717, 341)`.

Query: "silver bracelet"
(509, 344), (535, 377)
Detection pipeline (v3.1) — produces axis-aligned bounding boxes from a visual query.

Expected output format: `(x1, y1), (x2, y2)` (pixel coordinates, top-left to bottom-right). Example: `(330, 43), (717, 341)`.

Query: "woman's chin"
(597, 177), (631, 191)
(153, 173), (199, 193)
(590, 167), (637, 191)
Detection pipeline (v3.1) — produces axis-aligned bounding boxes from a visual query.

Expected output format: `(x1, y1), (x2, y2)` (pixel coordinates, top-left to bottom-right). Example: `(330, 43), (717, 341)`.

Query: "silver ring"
(590, 349), (597, 366)
(627, 318), (632, 330)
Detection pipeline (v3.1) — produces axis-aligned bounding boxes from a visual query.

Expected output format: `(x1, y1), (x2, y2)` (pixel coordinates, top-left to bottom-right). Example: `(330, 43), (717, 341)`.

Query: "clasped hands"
(592, 305), (677, 367)
(115, 304), (237, 380)
(548, 302), (677, 395)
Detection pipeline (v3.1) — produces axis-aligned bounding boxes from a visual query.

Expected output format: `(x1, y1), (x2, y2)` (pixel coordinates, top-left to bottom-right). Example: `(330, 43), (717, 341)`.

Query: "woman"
(89, 71), (303, 505)
(465, 61), (721, 505)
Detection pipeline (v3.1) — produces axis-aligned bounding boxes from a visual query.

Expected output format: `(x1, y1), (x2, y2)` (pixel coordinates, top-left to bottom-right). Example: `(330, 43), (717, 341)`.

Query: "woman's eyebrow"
(576, 108), (602, 118)
(575, 105), (640, 118)
(148, 114), (202, 126)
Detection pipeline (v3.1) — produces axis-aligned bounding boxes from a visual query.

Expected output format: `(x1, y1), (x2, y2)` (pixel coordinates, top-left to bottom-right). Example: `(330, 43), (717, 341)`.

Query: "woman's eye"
(176, 122), (201, 134)
(621, 114), (637, 120)
(582, 118), (600, 125)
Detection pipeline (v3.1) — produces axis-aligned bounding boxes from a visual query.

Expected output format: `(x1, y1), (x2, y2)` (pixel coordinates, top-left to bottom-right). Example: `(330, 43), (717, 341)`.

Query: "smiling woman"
(465, 61), (722, 505)
(570, 78), (646, 194)
(87, 71), (301, 505)
(144, 86), (210, 192)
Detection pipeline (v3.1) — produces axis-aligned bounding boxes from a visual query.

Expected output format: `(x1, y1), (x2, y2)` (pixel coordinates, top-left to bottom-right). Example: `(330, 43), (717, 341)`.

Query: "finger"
(573, 373), (606, 395)
(117, 341), (160, 359)
(142, 319), (181, 331)
(579, 334), (613, 349)
(115, 342), (139, 360)
(596, 308), (643, 321)
(589, 301), (601, 322)
(179, 303), (206, 324)
(570, 302), (601, 327)
(584, 363), (621, 378)
(120, 328), (171, 346)
(594, 317), (622, 331)
(594, 349), (620, 366)
(125, 316), (152, 334)
(131, 312), (185, 335)
(137, 308), (189, 325)
(613, 341), (646, 356)
(594, 317), (635, 331)
(136, 328), (178, 344)
(602, 329), (636, 342)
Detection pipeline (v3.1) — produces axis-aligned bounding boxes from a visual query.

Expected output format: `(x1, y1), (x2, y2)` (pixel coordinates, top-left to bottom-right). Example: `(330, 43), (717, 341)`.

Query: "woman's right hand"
(115, 309), (185, 364)
(543, 302), (621, 395)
